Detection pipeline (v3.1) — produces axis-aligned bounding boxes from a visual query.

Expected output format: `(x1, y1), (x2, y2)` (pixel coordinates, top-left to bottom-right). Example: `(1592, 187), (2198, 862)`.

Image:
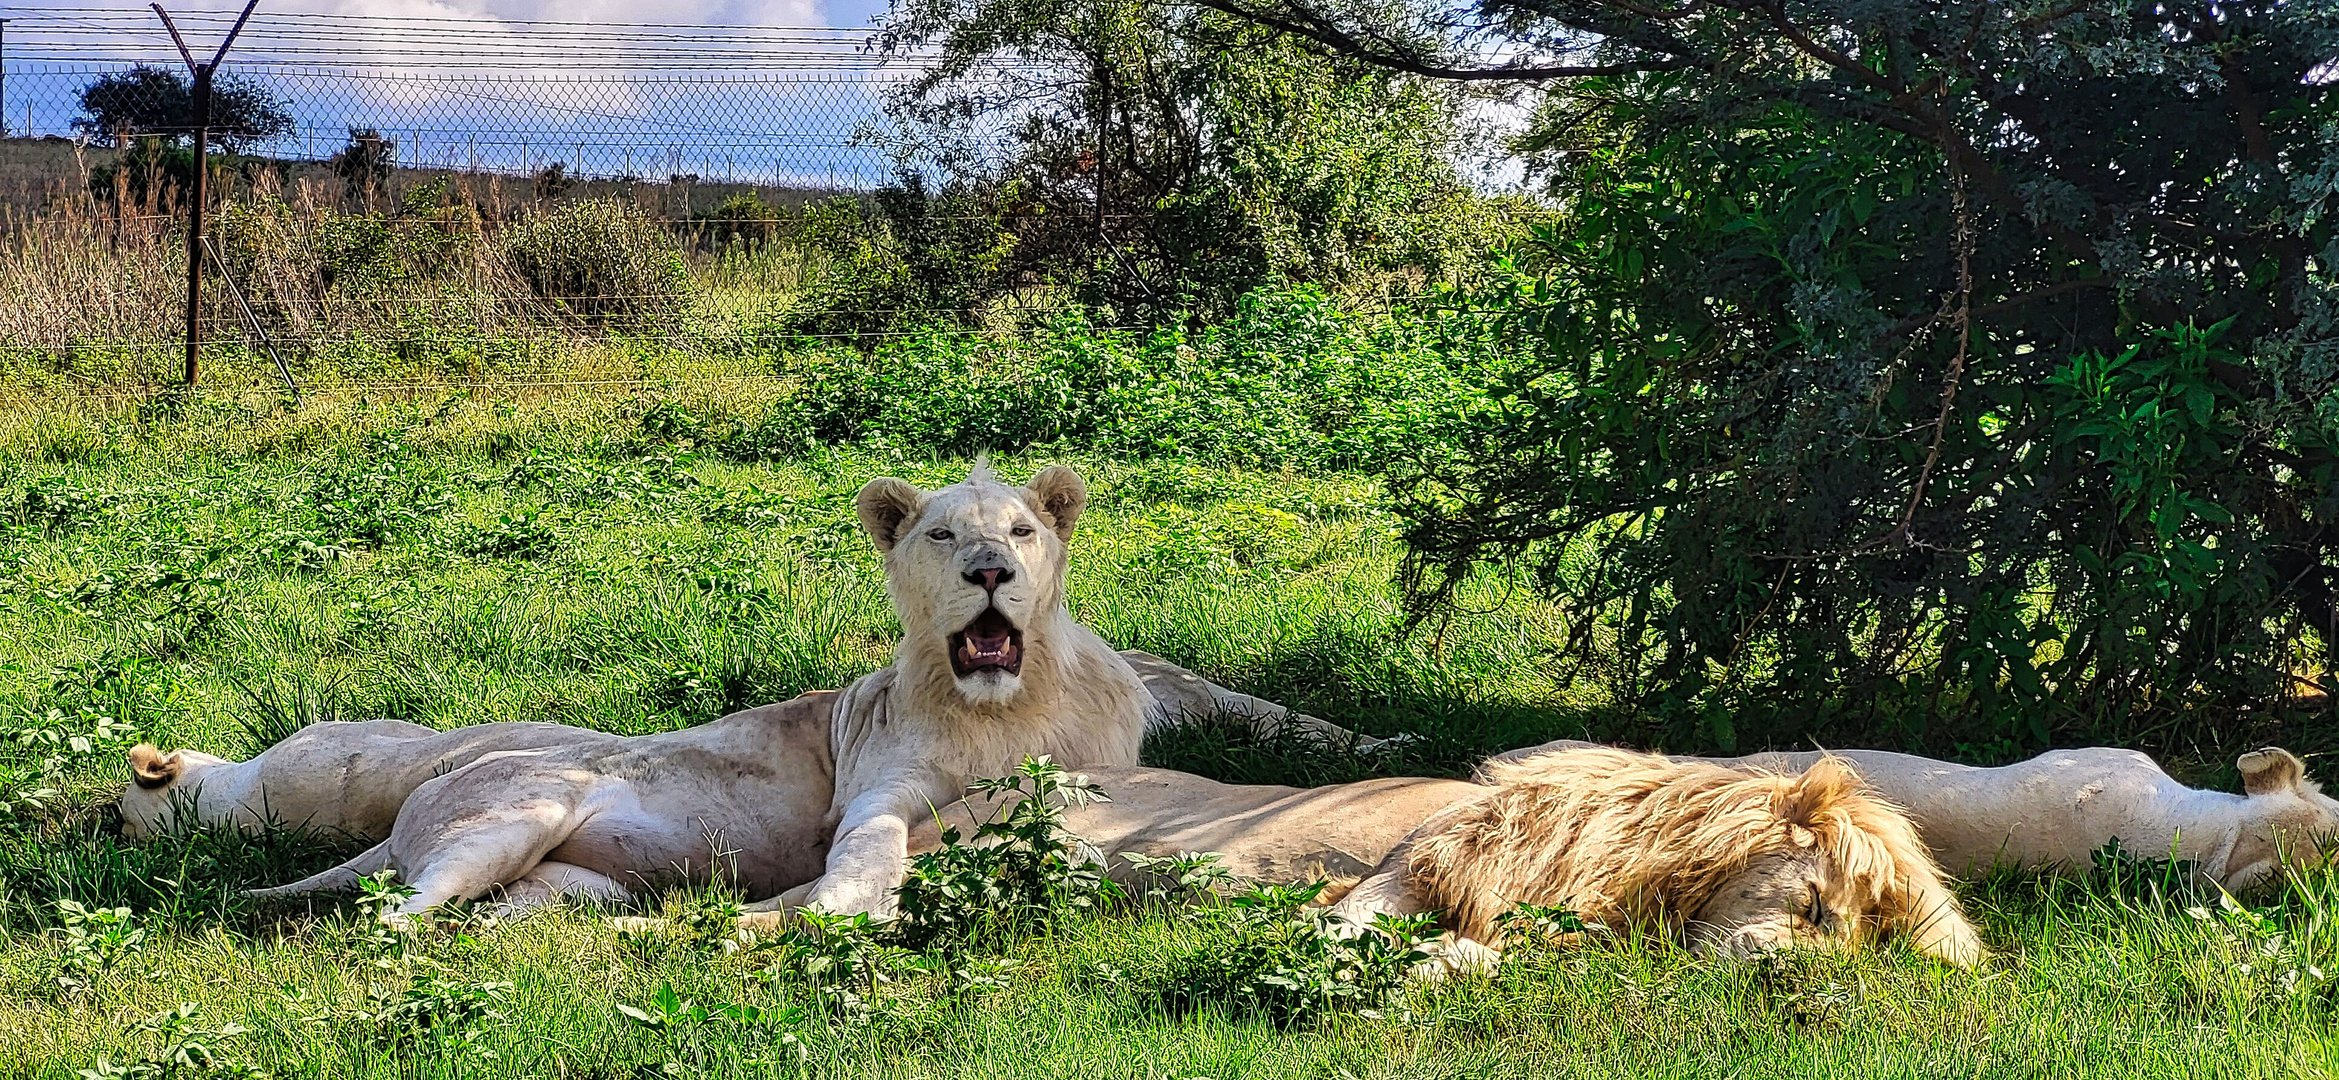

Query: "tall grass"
(0, 175), (829, 388)
(0, 199), (182, 380)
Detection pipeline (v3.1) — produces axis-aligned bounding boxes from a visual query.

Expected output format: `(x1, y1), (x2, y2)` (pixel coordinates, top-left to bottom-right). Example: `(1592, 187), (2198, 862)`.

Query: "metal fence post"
(153, 0), (262, 387)
(181, 59), (210, 385)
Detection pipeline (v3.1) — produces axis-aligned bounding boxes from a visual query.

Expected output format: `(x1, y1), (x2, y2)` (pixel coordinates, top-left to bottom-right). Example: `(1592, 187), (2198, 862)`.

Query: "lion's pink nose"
(963, 566), (1012, 592)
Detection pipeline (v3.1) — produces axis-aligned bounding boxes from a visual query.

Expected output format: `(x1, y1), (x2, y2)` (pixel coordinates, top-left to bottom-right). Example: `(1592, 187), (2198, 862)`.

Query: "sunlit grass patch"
(4, 387), (2336, 1076)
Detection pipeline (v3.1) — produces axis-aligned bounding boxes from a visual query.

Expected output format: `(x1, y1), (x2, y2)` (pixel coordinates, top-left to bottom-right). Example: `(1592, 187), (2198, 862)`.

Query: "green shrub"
(500, 199), (691, 327)
(696, 193), (782, 249)
(889, 756), (1119, 951)
(1148, 881), (1438, 1026)
(864, 0), (1510, 329)
(1388, 22), (2339, 753)
(782, 175), (1017, 340)
(726, 285), (1485, 471)
(205, 187), (500, 340)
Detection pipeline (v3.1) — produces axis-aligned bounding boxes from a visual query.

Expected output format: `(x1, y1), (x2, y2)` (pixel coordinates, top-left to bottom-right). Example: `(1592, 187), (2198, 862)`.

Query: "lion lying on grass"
(1499, 741), (2339, 890)
(119, 721), (605, 842)
(117, 652), (1343, 845)
(921, 746), (1980, 970)
(209, 463), (1371, 923)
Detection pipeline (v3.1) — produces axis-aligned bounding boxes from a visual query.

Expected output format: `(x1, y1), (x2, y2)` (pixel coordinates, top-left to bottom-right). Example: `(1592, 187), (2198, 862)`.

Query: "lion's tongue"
(960, 630), (1015, 668)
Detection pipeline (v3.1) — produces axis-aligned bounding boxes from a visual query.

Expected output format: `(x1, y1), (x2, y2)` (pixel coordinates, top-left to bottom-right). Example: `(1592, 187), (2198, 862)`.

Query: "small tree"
(532, 162), (572, 200)
(75, 65), (293, 151)
(329, 128), (397, 205)
(866, 0), (1494, 325)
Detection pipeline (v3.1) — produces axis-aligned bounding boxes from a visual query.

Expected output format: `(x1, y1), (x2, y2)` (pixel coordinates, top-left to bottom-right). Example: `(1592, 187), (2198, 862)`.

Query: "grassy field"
(4, 380), (2339, 1078)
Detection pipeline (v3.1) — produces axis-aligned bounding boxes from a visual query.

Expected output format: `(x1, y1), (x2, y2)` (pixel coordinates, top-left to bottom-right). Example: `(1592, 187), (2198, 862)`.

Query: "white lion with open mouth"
(234, 462), (1376, 925)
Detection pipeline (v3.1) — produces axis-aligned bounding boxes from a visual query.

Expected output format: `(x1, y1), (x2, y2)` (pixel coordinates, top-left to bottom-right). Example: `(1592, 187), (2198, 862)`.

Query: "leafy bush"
(453, 510), (557, 560)
(307, 455), (451, 550)
(87, 140), (281, 211)
(859, 0), (1506, 328)
(889, 756), (1119, 951)
(617, 981), (806, 1072)
(9, 477), (118, 533)
(729, 285), (1484, 471)
(322, 872), (519, 1064)
(783, 175), (1019, 339)
(747, 758), (1123, 1023)
(50, 898), (146, 997)
(694, 193), (784, 250)
(759, 909), (909, 1023)
(1148, 882), (1438, 1025)
(1387, 0), (2339, 753)
(79, 1003), (267, 1079)
(500, 199), (691, 327)
(205, 186), (504, 340)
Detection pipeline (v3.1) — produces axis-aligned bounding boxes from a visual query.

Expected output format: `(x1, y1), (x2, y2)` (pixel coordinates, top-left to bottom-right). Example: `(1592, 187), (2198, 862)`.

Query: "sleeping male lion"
(209, 463), (1369, 923)
(1499, 740), (2339, 890)
(923, 746), (1981, 970)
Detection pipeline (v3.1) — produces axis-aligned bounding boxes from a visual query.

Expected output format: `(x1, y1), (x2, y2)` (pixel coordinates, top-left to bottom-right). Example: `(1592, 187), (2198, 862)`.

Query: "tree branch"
(1185, 0), (1702, 80)
(1881, 278), (2111, 339)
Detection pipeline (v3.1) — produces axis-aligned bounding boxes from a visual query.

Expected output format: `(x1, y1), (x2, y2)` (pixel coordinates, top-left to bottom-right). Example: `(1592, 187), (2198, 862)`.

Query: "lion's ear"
(2239, 747), (2308, 796)
(128, 744), (182, 790)
(856, 478), (927, 553)
(1782, 754), (1861, 825)
(1024, 466), (1088, 541)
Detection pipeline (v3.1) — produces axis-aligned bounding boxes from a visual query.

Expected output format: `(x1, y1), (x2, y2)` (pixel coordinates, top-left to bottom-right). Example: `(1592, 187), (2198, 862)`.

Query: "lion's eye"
(1011, 524), (1036, 537)
(927, 528), (954, 542)
(1805, 883), (1831, 928)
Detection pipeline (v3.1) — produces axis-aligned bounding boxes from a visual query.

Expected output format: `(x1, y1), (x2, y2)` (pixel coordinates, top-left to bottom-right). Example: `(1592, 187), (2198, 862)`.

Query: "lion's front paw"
(1411, 937), (1502, 982)
(802, 880), (900, 922)
(732, 909), (796, 937)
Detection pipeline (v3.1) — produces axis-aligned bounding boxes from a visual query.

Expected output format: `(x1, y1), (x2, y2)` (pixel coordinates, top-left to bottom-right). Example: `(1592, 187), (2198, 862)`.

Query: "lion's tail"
(245, 840), (393, 901)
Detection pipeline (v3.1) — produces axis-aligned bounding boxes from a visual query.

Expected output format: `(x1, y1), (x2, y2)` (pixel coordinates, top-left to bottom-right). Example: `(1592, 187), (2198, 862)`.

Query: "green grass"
(3, 383), (2339, 1077)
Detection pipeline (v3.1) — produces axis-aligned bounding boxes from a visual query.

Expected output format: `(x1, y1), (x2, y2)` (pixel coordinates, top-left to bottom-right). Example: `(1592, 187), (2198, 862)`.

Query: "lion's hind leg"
(336, 754), (610, 925)
(485, 860), (632, 919)
(246, 840), (393, 901)
(385, 797), (597, 923)
(1124, 650), (1393, 753)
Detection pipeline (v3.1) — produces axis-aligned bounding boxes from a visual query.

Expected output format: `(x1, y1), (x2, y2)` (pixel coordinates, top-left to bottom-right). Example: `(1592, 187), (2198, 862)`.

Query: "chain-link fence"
(4, 7), (922, 192)
(0, 6), (1063, 388)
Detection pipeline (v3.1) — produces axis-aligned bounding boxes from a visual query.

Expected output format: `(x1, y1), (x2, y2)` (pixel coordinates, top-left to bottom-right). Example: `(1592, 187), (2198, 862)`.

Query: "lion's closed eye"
(1805, 882), (1831, 928)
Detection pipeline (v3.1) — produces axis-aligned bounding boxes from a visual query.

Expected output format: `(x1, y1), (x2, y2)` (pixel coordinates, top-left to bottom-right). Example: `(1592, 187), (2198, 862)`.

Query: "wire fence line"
(0, 6), (1117, 385)
(1, 7), (961, 188)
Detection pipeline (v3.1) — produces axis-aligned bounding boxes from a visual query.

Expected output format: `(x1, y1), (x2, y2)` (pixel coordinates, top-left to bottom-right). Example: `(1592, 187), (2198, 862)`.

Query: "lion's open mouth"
(949, 608), (1024, 678)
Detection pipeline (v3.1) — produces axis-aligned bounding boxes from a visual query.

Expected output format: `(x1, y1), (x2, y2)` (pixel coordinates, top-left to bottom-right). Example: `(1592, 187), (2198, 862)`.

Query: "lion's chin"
(950, 669), (1026, 705)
